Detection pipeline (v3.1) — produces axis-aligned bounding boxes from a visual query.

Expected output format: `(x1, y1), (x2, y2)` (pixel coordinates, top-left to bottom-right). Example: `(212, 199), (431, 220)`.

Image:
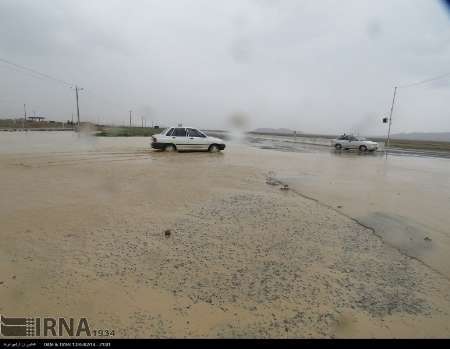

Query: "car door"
(172, 128), (188, 150)
(353, 138), (364, 149)
(347, 136), (358, 149)
(187, 128), (209, 150)
(339, 136), (349, 149)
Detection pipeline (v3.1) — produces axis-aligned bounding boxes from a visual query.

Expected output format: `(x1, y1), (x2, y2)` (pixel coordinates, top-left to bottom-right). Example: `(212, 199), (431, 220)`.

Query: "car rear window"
(173, 128), (187, 137)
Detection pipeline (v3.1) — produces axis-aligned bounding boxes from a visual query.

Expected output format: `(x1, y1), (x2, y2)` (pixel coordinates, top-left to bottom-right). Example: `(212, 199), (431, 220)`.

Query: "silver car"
(151, 127), (226, 152)
(332, 135), (378, 152)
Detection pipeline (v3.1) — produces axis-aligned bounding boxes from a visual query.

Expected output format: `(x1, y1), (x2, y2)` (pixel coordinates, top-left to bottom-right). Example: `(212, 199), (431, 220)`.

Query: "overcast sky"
(0, 0), (449, 134)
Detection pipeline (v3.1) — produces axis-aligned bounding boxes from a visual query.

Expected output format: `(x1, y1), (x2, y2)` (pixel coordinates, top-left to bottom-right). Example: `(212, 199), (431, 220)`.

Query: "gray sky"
(1, 0), (450, 134)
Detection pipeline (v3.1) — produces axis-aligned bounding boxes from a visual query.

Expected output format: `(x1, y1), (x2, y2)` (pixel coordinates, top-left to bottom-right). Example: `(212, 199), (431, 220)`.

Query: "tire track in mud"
(7, 151), (155, 167)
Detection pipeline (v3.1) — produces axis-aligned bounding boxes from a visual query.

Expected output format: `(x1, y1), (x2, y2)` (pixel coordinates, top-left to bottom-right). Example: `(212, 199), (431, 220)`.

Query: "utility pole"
(75, 85), (83, 131)
(129, 110), (132, 127)
(386, 86), (398, 149)
(23, 103), (27, 129)
(141, 116), (144, 128)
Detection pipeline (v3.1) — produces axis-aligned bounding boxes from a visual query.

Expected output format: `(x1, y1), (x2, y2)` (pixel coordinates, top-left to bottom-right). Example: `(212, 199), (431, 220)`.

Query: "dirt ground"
(1, 133), (450, 338)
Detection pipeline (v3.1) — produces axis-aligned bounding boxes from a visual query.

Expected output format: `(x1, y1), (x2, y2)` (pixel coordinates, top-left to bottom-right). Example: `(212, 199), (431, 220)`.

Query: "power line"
(0, 57), (84, 131)
(0, 57), (74, 88)
(398, 71), (450, 89)
(0, 57), (129, 112)
(384, 70), (450, 152)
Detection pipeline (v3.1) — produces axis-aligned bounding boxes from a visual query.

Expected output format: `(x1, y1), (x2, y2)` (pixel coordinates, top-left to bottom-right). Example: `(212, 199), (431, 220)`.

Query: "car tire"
(164, 144), (176, 152)
(209, 144), (220, 153)
(359, 145), (368, 152)
(335, 144), (342, 150)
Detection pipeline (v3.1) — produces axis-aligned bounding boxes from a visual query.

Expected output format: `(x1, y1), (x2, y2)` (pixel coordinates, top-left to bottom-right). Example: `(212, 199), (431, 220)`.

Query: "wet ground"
(246, 134), (450, 279)
(1, 132), (450, 338)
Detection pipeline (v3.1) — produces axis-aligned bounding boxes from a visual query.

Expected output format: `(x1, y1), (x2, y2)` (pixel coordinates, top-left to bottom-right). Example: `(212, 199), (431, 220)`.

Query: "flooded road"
(246, 133), (450, 159)
(2, 131), (450, 281)
(1, 132), (450, 338)
(0, 130), (151, 155)
(246, 134), (450, 279)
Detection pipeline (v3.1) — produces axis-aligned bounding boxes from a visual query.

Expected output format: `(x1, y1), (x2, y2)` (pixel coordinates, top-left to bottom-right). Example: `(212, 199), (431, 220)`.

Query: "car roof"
(168, 126), (199, 129)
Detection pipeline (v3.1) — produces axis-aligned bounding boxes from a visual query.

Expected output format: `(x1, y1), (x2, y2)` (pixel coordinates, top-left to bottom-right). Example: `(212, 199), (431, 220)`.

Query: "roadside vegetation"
(374, 138), (450, 152)
(0, 118), (73, 129)
(95, 127), (162, 137)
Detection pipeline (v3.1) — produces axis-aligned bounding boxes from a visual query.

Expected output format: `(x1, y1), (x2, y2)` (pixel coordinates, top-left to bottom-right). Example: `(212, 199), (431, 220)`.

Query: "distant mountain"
(252, 128), (300, 135)
(390, 132), (450, 142)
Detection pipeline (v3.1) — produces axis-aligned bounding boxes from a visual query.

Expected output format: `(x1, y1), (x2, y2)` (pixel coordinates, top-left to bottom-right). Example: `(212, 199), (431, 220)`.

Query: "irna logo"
(0, 315), (91, 337)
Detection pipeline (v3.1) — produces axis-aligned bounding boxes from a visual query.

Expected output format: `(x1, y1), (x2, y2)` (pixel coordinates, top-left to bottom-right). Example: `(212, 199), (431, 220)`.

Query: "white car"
(332, 135), (378, 152)
(151, 127), (226, 152)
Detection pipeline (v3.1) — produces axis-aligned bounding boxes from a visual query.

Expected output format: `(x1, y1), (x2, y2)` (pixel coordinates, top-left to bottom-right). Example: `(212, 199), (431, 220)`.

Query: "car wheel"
(335, 144), (342, 150)
(165, 144), (176, 152)
(209, 144), (220, 153)
(359, 145), (368, 152)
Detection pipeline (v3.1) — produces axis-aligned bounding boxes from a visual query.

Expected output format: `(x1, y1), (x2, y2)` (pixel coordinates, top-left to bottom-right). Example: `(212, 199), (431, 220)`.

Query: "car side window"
(173, 128), (187, 137)
(166, 128), (174, 136)
(188, 128), (206, 138)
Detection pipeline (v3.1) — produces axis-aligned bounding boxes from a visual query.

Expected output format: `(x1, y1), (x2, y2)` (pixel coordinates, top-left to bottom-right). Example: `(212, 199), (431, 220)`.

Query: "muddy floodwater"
(1, 132), (450, 338)
(246, 134), (450, 279)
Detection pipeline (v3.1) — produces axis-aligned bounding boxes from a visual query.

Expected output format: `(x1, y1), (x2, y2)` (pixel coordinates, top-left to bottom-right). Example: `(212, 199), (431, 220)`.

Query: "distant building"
(28, 116), (45, 122)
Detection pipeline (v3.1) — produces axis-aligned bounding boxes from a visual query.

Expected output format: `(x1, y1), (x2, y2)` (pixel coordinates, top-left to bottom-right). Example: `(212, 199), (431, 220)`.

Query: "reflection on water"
(0, 131), (96, 154)
(247, 134), (450, 160)
(246, 134), (383, 156)
(0, 131), (151, 155)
